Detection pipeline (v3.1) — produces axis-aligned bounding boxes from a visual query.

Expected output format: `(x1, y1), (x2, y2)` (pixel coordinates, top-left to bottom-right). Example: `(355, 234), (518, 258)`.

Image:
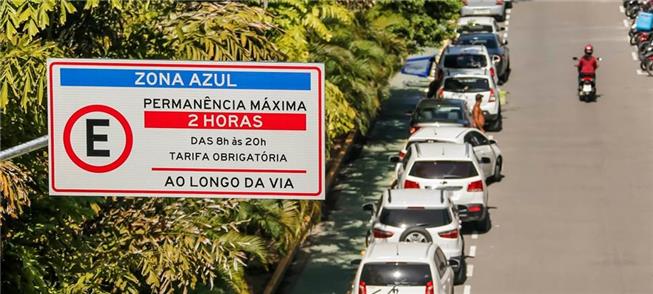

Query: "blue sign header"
(59, 68), (311, 90)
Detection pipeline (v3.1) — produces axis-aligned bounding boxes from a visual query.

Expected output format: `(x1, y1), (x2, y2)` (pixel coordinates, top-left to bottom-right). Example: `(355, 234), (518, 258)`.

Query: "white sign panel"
(48, 59), (325, 199)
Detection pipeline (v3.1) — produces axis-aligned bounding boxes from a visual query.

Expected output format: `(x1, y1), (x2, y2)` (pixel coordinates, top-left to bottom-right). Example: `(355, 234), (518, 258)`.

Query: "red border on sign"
(49, 61), (323, 197)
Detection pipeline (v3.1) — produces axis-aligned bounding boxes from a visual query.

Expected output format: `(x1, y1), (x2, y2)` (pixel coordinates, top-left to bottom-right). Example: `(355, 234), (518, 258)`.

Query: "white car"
(391, 142), (491, 231)
(438, 74), (502, 131)
(363, 189), (466, 284)
(437, 45), (499, 84)
(461, 0), (507, 22)
(352, 242), (455, 294)
(457, 16), (504, 35)
(398, 127), (503, 181)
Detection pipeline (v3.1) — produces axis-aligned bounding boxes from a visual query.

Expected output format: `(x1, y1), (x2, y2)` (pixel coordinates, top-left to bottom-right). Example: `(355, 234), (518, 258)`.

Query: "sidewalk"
(279, 50), (437, 294)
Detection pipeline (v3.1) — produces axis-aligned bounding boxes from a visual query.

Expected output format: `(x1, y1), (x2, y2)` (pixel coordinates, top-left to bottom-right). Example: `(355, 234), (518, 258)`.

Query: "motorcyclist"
(576, 44), (598, 90)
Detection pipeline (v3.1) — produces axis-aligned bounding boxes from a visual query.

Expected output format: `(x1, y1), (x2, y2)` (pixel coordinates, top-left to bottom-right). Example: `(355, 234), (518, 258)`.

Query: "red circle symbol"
(63, 105), (133, 173)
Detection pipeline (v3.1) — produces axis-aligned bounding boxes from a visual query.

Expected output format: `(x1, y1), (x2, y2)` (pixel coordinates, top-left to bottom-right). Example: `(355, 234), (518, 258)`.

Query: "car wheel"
(496, 13), (506, 22)
(492, 157), (503, 182)
(641, 60), (648, 71)
(475, 213), (492, 233)
(399, 227), (433, 243)
(646, 60), (653, 76)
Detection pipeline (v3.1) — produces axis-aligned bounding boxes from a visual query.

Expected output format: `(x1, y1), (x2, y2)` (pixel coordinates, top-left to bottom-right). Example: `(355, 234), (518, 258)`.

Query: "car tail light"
(489, 88), (496, 102)
(404, 180), (420, 189)
(399, 150), (407, 160)
(438, 229), (460, 239)
(437, 86), (445, 99)
(490, 67), (495, 78)
(358, 281), (367, 294)
(467, 180), (484, 192)
(372, 228), (394, 238)
(410, 127), (420, 134)
(468, 204), (483, 213)
(425, 281), (434, 294)
(496, 0), (504, 5)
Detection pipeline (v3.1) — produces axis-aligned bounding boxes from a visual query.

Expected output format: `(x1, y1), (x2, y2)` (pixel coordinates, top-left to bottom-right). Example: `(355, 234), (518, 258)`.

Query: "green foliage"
(0, 0), (458, 293)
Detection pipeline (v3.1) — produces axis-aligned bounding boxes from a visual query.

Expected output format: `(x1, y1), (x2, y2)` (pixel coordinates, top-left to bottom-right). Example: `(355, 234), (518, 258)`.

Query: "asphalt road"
(280, 1), (653, 293)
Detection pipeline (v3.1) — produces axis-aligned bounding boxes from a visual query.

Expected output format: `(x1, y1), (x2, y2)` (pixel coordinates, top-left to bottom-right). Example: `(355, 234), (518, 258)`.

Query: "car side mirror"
(448, 259), (461, 270)
(503, 40), (508, 45)
(489, 139), (497, 145)
(481, 157), (491, 164)
(500, 27), (506, 31)
(350, 259), (362, 266)
(572, 57), (579, 61)
(389, 155), (400, 163)
(362, 203), (375, 213)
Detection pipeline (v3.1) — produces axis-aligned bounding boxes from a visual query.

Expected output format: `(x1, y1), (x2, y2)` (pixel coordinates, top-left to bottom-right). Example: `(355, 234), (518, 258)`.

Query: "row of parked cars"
(351, 3), (513, 293)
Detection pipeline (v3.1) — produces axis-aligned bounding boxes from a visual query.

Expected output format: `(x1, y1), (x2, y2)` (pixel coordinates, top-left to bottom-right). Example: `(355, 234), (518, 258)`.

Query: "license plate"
(582, 85), (592, 92)
(475, 9), (491, 14)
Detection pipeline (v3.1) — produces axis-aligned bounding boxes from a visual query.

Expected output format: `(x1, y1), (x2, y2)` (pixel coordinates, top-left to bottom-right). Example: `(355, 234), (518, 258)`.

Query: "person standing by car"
(472, 94), (485, 132)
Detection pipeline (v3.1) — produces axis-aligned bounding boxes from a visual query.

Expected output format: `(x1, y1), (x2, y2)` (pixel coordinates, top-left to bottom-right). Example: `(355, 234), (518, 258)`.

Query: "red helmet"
(584, 44), (593, 55)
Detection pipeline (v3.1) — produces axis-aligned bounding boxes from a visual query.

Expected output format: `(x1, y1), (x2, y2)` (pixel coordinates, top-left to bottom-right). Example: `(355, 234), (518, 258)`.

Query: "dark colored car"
(409, 98), (472, 134)
(454, 33), (511, 83)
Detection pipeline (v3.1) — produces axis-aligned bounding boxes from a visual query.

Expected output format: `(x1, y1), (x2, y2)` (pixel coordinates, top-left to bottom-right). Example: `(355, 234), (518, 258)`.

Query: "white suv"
(437, 45), (499, 84)
(397, 127), (503, 182)
(362, 189), (466, 284)
(352, 242), (454, 294)
(391, 142), (491, 232)
(438, 74), (502, 131)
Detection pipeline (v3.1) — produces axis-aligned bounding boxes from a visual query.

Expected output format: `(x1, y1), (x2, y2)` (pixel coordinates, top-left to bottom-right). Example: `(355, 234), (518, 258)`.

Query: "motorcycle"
(573, 57), (602, 102)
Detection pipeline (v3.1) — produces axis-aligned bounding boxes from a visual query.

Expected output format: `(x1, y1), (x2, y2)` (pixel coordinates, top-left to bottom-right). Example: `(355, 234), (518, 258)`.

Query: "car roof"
(382, 189), (451, 209)
(444, 45), (488, 55)
(416, 98), (467, 108)
(364, 242), (435, 263)
(443, 73), (491, 80)
(408, 127), (471, 143)
(458, 16), (496, 25)
(410, 142), (473, 161)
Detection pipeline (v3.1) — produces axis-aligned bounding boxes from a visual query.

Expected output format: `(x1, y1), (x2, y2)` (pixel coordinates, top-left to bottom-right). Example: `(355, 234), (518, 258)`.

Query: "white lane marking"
(632, 52), (639, 61)
(466, 264), (474, 277)
(505, 20), (510, 26)
(506, 8), (512, 13)
(637, 69), (648, 75)
(624, 19), (630, 28)
(504, 33), (508, 39)
(469, 245), (477, 257)
(463, 285), (472, 294)
(506, 14), (511, 20)
(471, 232), (478, 240)
(620, 5), (625, 13)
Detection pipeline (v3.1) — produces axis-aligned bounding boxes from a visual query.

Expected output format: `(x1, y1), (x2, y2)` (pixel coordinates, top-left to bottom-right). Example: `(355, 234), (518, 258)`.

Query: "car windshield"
(443, 78), (490, 93)
(458, 24), (494, 33)
(456, 36), (499, 49)
(443, 54), (487, 69)
(409, 160), (479, 179)
(360, 262), (432, 286)
(415, 105), (465, 123)
(380, 208), (452, 228)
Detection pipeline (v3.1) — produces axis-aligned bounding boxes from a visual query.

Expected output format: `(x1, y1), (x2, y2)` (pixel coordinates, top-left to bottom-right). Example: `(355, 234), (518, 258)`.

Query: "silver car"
(461, 0), (507, 22)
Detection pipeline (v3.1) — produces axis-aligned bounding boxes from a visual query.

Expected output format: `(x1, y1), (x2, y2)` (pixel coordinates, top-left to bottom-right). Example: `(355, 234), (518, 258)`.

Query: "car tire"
(399, 227), (433, 243)
(501, 62), (511, 84)
(496, 13), (506, 22)
(492, 157), (503, 182)
(646, 60), (653, 76)
(475, 213), (492, 233)
(454, 258), (467, 285)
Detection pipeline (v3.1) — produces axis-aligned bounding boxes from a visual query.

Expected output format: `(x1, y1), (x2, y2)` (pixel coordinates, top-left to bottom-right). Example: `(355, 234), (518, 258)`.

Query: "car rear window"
(379, 208), (452, 228)
(443, 78), (490, 93)
(409, 160), (479, 179)
(456, 36), (499, 49)
(458, 25), (494, 34)
(443, 54), (487, 69)
(415, 105), (465, 123)
(360, 262), (432, 286)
